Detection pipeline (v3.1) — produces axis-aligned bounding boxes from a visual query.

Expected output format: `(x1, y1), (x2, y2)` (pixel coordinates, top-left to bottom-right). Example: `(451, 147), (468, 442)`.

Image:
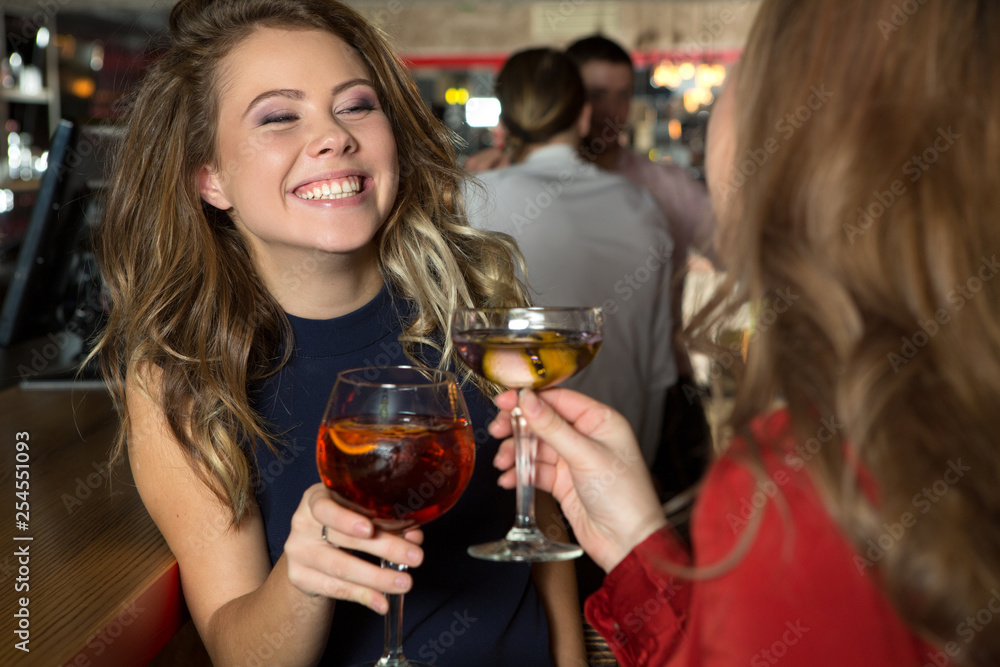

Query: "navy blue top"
(250, 287), (553, 666)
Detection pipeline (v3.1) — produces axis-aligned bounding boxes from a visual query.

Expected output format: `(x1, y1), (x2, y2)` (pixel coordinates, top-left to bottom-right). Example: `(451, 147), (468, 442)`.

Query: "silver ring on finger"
(321, 525), (329, 542)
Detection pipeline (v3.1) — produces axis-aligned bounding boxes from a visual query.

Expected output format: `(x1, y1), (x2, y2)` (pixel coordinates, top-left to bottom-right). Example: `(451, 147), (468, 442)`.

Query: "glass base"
(467, 527), (584, 562)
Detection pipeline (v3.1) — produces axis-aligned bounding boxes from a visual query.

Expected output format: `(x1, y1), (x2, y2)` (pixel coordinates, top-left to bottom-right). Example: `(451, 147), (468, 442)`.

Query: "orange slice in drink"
(328, 420), (379, 455)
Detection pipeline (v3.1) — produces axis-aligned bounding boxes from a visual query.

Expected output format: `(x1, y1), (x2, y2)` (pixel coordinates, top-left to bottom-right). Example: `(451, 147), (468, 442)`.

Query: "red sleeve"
(584, 409), (943, 666)
(584, 527), (691, 667)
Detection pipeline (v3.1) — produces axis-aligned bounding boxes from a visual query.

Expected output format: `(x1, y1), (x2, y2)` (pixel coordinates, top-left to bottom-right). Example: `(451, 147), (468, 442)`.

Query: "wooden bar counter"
(0, 386), (185, 666)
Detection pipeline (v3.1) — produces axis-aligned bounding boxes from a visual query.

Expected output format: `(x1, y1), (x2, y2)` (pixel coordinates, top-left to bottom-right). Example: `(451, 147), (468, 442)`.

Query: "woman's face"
(199, 27), (399, 278)
(705, 65), (738, 221)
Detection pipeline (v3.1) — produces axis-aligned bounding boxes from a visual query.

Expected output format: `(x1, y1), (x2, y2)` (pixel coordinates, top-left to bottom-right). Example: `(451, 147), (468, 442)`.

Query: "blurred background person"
(565, 35), (715, 506)
(567, 35), (714, 265)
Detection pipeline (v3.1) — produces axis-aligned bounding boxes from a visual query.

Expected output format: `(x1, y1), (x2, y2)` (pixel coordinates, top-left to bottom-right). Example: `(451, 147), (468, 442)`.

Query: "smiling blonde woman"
(92, 0), (586, 664)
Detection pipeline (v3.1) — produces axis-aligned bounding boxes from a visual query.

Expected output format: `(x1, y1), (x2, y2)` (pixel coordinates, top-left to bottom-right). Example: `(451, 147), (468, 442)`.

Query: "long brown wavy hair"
(93, 0), (527, 526)
(688, 0), (1000, 662)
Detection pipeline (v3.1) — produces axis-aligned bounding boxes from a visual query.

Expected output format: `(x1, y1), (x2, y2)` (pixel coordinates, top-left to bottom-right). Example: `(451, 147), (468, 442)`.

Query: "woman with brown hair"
(93, 0), (585, 664)
(492, 0), (1000, 665)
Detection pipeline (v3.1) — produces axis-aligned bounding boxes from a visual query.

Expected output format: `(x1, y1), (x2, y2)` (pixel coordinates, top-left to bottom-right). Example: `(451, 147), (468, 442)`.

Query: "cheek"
(705, 99), (737, 215)
(215, 137), (275, 200)
(381, 130), (400, 202)
(705, 123), (731, 189)
(591, 103), (612, 121)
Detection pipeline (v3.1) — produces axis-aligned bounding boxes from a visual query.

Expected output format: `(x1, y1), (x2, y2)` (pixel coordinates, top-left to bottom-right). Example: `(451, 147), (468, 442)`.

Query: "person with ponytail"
(491, 1), (1000, 665)
(93, 1), (585, 664)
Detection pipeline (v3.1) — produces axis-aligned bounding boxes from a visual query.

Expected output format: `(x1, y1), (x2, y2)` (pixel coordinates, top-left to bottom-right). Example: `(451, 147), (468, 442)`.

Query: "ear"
(197, 165), (233, 210)
(575, 103), (593, 139)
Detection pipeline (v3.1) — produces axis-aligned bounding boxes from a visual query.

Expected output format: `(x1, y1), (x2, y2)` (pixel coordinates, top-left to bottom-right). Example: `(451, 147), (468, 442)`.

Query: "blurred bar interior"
(1, 1), (758, 303)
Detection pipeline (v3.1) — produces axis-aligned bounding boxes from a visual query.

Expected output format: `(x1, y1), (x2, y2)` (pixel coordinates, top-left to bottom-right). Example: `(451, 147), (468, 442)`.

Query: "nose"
(306, 116), (357, 157)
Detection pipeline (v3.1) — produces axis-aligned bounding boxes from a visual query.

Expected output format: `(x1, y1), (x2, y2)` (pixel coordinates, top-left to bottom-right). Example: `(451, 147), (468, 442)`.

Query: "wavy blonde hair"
(93, 0), (527, 525)
(689, 0), (1000, 661)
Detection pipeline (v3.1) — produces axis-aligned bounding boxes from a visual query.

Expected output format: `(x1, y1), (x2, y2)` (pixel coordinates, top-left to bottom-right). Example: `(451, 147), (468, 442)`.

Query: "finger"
(497, 388), (625, 442)
(402, 528), (424, 545)
(304, 487), (423, 567)
(308, 487), (375, 539)
(488, 412), (513, 439)
(303, 554), (413, 614)
(493, 389), (519, 412)
(488, 391), (518, 439)
(289, 526), (423, 575)
(493, 438), (514, 469)
(289, 563), (390, 614)
(317, 545), (414, 590)
(493, 436), (560, 470)
(497, 466), (516, 489)
(531, 459), (560, 492)
(531, 388), (623, 436)
(498, 459), (559, 492)
(518, 390), (611, 465)
(531, 388), (636, 444)
(331, 529), (424, 568)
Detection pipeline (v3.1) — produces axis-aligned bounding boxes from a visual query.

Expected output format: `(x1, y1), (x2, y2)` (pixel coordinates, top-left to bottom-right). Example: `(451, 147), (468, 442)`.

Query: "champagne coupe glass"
(451, 307), (603, 561)
(317, 366), (476, 667)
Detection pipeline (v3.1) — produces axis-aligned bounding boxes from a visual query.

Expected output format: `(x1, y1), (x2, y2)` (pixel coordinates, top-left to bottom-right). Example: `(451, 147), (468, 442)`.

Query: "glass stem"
(511, 391), (539, 534)
(376, 560), (408, 667)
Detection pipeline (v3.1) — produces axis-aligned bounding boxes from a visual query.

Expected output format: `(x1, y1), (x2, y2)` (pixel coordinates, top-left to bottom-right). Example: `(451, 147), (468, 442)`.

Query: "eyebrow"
(242, 78), (376, 118)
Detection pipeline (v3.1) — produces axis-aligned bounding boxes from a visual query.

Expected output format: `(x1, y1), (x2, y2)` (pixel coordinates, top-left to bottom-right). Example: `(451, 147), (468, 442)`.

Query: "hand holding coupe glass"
(490, 388), (669, 574)
(451, 307), (604, 561)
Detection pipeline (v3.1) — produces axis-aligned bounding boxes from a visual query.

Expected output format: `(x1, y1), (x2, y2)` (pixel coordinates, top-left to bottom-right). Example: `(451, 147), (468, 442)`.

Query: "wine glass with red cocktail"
(317, 366), (476, 667)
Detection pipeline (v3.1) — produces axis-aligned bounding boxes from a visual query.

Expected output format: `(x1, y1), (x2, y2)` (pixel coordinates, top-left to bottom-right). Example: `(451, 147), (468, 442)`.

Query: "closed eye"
(261, 113), (299, 125)
(339, 101), (377, 116)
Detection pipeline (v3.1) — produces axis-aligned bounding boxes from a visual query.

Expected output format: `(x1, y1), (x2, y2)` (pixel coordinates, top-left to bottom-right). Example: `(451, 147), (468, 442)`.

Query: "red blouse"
(585, 408), (950, 666)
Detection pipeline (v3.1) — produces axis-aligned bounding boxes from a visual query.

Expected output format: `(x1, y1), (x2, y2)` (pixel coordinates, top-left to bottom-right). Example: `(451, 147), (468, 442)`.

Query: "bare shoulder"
(125, 366), (271, 633)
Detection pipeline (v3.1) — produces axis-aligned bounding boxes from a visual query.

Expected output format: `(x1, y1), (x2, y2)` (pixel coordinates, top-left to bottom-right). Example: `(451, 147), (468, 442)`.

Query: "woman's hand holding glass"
(307, 366), (474, 667)
(284, 483), (424, 613)
(490, 388), (669, 573)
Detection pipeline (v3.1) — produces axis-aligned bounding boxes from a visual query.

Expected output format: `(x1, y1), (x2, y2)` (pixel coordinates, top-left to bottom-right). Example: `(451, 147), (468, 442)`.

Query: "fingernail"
(354, 521), (372, 538)
(375, 599), (388, 614)
(521, 389), (541, 416)
(408, 548), (422, 564)
(395, 575), (410, 590)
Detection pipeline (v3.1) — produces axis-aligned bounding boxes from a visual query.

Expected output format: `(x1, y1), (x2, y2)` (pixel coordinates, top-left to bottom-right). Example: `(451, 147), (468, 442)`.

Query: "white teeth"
(295, 176), (362, 200)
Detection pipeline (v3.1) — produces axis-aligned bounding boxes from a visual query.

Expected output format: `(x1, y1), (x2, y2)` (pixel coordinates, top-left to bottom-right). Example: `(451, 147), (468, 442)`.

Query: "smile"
(293, 176), (363, 200)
